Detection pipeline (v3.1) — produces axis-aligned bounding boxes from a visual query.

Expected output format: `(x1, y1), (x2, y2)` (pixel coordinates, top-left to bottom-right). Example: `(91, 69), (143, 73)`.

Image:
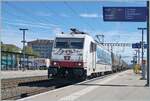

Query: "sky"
(1, 0), (148, 63)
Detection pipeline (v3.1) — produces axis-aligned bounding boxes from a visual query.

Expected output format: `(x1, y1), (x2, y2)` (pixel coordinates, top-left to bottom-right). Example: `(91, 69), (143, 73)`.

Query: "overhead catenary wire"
(4, 2), (60, 29)
(44, 3), (75, 30)
(5, 2), (96, 34)
(5, 2), (82, 34)
(3, 3), (55, 41)
(63, 1), (95, 32)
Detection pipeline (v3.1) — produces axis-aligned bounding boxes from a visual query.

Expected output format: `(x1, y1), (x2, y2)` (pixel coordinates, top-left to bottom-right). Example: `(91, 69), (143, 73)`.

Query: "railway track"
(1, 70), (126, 100)
(1, 76), (80, 100)
(1, 75), (48, 89)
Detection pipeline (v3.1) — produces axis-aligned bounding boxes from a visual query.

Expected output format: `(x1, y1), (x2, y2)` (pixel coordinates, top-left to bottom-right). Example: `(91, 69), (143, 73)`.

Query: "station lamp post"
(19, 28), (28, 71)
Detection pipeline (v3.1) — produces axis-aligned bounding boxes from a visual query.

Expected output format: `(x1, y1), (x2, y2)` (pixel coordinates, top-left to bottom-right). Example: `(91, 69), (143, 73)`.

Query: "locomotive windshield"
(55, 37), (84, 49)
(55, 42), (69, 48)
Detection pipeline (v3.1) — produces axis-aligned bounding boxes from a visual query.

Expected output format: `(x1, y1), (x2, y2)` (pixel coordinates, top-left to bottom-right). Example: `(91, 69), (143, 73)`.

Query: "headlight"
(78, 63), (81, 66)
(53, 62), (57, 65)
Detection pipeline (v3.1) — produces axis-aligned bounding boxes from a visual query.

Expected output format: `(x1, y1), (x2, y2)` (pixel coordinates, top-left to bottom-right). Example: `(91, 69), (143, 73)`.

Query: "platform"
(17, 70), (150, 101)
(1, 70), (47, 79)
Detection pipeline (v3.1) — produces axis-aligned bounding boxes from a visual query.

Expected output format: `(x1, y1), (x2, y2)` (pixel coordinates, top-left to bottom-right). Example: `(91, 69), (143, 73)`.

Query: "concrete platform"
(17, 70), (150, 101)
(1, 70), (47, 79)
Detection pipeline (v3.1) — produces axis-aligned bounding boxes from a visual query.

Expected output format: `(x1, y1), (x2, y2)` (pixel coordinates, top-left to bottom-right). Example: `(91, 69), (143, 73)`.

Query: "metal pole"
(136, 50), (138, 64)
(111, 45), (113, 52)
(102, 34), (104, 44)
(138, 28), (147, 79)
(23, 31), (25, 70)
(135, 49), (139, 65)
(19, 28), (28, 71)
(142, 30), (145, 79)
(146, 1), (149, 86)
(138, 48), (140, 64)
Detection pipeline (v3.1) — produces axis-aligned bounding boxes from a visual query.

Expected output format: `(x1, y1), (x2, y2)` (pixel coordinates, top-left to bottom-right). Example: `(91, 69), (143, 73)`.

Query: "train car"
(121, 60), (128, 70)
(48, 28), (127, 80)
(33, 58), (50, 68)
(111, 53), (120, 72)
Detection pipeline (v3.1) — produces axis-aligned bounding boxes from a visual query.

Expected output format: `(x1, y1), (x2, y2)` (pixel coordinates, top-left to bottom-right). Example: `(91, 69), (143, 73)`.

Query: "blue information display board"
(103, 7), (147, 22)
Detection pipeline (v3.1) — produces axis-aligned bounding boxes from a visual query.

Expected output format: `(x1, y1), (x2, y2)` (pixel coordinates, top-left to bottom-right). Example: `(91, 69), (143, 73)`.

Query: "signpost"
(144, 44), (148, 49)
(103, 2), (149, 86)
(146, 1), (149, 86)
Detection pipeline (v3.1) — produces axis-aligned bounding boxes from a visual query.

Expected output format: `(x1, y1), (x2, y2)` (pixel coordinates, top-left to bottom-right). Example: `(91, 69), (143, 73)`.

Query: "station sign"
(103, 7), (147, 22)
(132, 43), (147, 49)
(132, 43), (141, 48)
(144, 44), (148, 48)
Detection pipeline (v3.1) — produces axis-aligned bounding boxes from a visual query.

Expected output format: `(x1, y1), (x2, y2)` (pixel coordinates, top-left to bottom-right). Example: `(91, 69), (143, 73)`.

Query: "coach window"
(90, 42), (96, 53)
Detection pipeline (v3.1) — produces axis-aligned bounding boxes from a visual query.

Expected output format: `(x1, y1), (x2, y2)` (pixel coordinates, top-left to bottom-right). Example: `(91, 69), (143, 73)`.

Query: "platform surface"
(1, 70), (47, 79)
(18, 70), (150, 101)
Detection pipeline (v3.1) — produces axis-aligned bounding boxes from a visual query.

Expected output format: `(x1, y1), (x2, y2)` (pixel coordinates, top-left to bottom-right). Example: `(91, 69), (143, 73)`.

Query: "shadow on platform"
(18, 79), (80, 88)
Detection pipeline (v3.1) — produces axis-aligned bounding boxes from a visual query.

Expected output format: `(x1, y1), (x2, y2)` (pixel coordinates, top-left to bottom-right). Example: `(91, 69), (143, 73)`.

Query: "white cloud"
(90, 30), (141, 43)
(1, 30), (24, 48)
(79, 13), (99, 18)
(38, 22), (58, 27)
(3, 21), (58, 29)
(52, 27), (62, 35)
(75, 29), (141, 44)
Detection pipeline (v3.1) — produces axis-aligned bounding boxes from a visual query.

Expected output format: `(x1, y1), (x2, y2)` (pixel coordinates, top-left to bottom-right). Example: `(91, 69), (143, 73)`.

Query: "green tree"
(1, 42), (39, 57)
(24, 46), (33, 54)
(1, 43), (21, 52)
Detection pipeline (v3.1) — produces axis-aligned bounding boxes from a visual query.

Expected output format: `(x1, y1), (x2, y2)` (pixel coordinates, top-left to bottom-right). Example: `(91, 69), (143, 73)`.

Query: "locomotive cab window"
(55, 37), (84, 49)
(70, 42), (83, 49)
(55, 42), (69, 48)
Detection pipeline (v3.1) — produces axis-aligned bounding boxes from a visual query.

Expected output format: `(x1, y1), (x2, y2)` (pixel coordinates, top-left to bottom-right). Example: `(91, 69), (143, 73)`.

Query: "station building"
(1, 51), (36, 70)
(27, 39), (53, 59)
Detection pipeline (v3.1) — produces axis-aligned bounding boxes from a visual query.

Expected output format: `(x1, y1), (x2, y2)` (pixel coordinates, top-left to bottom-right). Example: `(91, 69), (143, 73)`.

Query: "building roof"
(1, 50), (35, 56)
(1, 43), (20, 49)
(27, 39), (53, 45)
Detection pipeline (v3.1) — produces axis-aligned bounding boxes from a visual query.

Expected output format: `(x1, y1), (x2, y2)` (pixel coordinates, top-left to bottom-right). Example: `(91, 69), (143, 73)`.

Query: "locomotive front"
(48, 35), (86, 79)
